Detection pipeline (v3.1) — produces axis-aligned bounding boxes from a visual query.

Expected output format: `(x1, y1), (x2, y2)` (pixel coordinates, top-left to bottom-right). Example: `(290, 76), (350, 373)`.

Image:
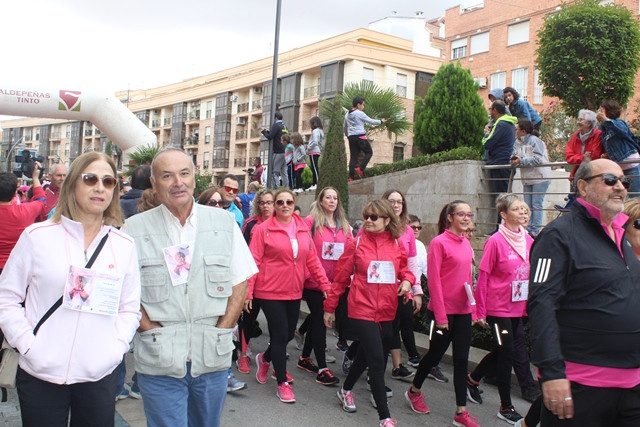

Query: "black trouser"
(257, 298), (300, 384)
(301, 289), (327, 369)
(413, 311), (472, 407)
(238, 299), (262, 354)
(485, 316), (536, 390)
(540, 382), (640, 426)
(391, 296), (419, 358)
(524, 395), (542, 426)
(348, 135), (373, 179)
(309, 154), (320, 185)
(287, 163), (294, 188)
(470, 316), (520, 408)
(490, 167), (513, 228)
(343, 319), (393, 420)
(17, 366), (118, 427)
(294, 167), (304, 190)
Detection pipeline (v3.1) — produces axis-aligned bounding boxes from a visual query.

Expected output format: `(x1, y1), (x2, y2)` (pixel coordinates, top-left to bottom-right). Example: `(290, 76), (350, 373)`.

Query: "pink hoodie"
(303, 216), (353, 291)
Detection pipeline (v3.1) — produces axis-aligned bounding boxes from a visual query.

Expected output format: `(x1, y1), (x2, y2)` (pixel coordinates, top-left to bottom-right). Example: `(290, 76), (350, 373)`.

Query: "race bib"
(63, 265), (123, 316)
(511, 280), (528, 302)
(367, 261), (396, 284)
(163, 242), (194, 287)
(322, 242), (344, 260)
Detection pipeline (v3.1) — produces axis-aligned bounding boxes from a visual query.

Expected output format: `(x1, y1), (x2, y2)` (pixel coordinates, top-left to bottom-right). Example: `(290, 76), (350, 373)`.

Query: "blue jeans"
(623, 165), (640, 198)
(523, 180), (550, 236)
(116, 358), (126, 395)
(138, 364), (227, 427)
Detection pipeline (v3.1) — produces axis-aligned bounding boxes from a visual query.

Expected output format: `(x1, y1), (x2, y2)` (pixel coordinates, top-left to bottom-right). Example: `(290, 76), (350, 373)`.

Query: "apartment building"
(1, 28), (442, 187)
(445, 0), (640, 114)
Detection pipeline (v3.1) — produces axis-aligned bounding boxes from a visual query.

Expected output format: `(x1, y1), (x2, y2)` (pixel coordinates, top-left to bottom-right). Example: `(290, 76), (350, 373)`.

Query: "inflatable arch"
(0, 86), (157, 155)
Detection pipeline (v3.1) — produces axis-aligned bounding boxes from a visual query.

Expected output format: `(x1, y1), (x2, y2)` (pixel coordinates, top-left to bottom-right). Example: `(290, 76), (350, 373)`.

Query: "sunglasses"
(223, 186), (239, 195)
(454, 211), (475, 219)
(583, 173), (631, 189)
(207, 199), (229, 208)
(276, 199), (295, 206)
(363, 214), (387, 221)
(81, 173), (117, 189)
(410, 225), (422, 231)
(258, 200), (274, 206)
(633, 219), (640, 230)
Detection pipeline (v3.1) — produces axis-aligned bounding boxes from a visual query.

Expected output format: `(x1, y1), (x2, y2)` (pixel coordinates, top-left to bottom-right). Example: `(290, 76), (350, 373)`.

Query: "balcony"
(163, 118), (172, 126)
(301, 120), (311, 131)
(84, 129), (93, 136)
(50, 132), (61, 140)
(250, 129), (262, 139)
(252, 100), (262, 111)
(183, 136), (199, 146)
(237, 102), (249, 113)
(187, 111), (200, 121)
(234, 157), (247, 168)
(235, 130), (247, 140)
(211, 148), (229, 169)
(151, 120), (161, 128)
(303, 85), (319, 98)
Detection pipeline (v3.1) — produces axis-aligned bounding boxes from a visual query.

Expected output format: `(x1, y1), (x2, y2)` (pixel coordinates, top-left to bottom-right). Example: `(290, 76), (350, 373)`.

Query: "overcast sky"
(3, 0), (460, 94)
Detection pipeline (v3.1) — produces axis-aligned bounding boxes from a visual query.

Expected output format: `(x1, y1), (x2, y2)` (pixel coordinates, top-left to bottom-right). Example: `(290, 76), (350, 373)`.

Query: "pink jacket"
(248, 214), (330, 300)
(426, 230), (475, 325)
(303, 216), (353, 291)
(475, 232), (533, 319)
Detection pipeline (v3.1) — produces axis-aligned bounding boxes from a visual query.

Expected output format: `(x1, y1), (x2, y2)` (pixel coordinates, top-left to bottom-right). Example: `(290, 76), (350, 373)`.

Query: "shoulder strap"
(33, 232), (110, 336)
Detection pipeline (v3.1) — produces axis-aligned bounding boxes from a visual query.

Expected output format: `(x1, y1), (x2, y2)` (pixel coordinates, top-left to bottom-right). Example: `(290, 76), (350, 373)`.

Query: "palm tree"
(124, 144), (159, 175)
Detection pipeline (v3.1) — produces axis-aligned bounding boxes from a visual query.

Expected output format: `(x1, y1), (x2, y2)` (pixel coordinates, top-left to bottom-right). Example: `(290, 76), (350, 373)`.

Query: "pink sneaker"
(271, 370), (294, 383)
(453, 410), (480, 427)
(379, 418), (397, 427)
(237, 355), (250, 374)
(277, 382), (296, 403)
(256, 352), (270, 384)
(405, 388), (430, 414)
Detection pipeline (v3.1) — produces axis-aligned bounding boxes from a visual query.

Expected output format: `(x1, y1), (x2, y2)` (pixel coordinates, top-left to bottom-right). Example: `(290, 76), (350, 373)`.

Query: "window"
(396, 73), (407, 98)
(65, 125), (71, 138)
(205, 126), (211, 143)
(203, 152), (210, 169)
(512, 68), (528, 100)
(491, 72), (506, 90)
(363, 67), (374, 83)
(533, 69), (543, 105)
(206, 101), (212, 119)
(64, 143), (70, 157)
(508, 21), (530, 46)
(470, 32), (489, 55)
(393, 144), (405, 162)
(451, 38), (467, 59)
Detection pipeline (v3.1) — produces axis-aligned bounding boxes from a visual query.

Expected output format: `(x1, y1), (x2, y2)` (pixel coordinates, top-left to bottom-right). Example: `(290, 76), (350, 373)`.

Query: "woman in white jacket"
(306, 116), (325, 191)
(0, 152), (141, 426)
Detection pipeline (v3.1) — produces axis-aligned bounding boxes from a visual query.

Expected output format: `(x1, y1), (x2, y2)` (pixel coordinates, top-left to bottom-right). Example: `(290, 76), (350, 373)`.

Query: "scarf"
(498, 223), (527, 261)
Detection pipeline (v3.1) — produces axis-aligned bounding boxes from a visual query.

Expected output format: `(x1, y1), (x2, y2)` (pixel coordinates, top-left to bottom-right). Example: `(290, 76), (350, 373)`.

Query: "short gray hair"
(573, 160), (593, 198)
(496, 193), (522, 214)
(578, 109), (597, 130)
(150, 147), (193, 180)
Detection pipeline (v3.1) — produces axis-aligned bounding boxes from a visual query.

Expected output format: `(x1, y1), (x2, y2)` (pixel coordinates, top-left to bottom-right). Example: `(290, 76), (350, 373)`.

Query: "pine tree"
(414, 63), (486, 154)
(318, 97), (349, 215)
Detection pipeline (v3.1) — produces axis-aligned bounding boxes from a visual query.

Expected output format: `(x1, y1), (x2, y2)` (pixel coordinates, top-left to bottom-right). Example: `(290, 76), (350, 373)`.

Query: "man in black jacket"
(261, 112), (288, 189)
(120, 165), (152, 219)
(528, 158), (640, 425)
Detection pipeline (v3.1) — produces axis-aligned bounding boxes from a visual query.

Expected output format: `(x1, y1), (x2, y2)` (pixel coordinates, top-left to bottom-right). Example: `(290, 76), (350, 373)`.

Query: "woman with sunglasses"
(381, 189), (423, 379)
(0, 152), (141, 426)
(295, 187), (351, 386)
(324, 200), (414, 427)
(197, 187), (230, 209)
(466, 194), (530, 424)
(405, 200), (478, 427)
(235, 189), (275, 374)
(246, 189), (330, 403)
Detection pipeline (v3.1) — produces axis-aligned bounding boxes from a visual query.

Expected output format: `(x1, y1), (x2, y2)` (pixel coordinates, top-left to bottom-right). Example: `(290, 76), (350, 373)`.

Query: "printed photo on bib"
(63, 265), (123, 316)
(322, 242), (344, 260)
(163, 242), (194, 286)
(367, 261), (396, 284)
(512, 280), (528, 302)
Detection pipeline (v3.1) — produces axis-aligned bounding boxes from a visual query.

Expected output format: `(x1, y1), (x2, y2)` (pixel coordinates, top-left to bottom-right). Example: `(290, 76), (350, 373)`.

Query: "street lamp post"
(265, 0), (282, 190)
(5, 137), (25, 173)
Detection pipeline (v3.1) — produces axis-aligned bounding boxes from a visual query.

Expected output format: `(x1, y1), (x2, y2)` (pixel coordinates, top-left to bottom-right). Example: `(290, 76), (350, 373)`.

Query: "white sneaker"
(307, 185), (317, 191)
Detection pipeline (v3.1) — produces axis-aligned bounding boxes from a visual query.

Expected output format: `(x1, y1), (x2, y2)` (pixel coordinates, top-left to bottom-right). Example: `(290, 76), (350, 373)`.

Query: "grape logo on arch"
(58, 90), (82, 111)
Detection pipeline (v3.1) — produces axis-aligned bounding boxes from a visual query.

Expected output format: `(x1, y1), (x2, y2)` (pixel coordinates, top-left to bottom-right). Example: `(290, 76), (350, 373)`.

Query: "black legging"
(309, 154), (320, 185)
(256, 298), (301, 384)
(238, 300), (262, 355)
(391, 296), (419, 358)
(470, 316), (520, 408)
(343, 319), (393, 421)
(301, 289), (327, 368)
(413, 311), (472, 407)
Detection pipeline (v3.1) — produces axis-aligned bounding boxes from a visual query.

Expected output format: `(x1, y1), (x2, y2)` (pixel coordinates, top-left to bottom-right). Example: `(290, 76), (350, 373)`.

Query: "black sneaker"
(427, 366), (449, 383)
(335, 339), (348, 352)
(497, 405), (523, 424)
(316, 369), (340, 386)
(466, 375), (483, 404)
(391, 364), (415, 381)
(407, 356), (421, 368)
(521, 385), (542, 403)
(366, 377), (393, 397)
(297, 357), (318, 373)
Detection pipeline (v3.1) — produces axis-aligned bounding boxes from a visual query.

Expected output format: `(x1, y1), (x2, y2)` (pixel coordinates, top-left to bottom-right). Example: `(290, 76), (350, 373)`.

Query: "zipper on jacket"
(64, 311), (82, 384)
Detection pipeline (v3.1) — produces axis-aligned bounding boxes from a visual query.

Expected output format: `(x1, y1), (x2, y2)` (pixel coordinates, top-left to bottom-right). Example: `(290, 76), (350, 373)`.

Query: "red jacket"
(248, 214), (329, 300)
(303, 215), (353, 291)
(565, 129), (603, 180)
(0, 186), (45, 268)
(324, 230), (415, 323)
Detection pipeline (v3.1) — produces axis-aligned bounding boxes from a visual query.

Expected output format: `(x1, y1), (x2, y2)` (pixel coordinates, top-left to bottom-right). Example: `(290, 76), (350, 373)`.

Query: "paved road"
(0, 311), (533, 426)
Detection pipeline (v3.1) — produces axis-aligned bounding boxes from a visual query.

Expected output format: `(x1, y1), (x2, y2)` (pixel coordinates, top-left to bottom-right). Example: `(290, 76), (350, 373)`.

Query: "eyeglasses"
(258, 200), (274, 206)
(410, 225), (422, 231)
(583, 173), (631, 189)
(81, 173), (117, 189)
(207, 199), (229, 208)
(387, 199), (404, 206)
(276, 199), (295, 206)
(223, 186), (239, 195)
(363, 214), (387, 221)
(454, 212), (475, 219)
(633, 219), (640, 230)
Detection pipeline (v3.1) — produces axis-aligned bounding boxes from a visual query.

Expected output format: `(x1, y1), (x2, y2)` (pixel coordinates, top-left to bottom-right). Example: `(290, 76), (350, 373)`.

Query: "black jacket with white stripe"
(527, 201), (640, 383)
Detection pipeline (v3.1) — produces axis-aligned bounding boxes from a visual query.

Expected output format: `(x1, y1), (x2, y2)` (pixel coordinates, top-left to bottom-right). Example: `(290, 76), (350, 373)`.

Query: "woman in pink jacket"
(246, 189), (330, 404)
(324, 199), (415, 427)
(296, 187), (351, 386)
(467, 194), (531, 425)
(405, 200), (479, 427)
